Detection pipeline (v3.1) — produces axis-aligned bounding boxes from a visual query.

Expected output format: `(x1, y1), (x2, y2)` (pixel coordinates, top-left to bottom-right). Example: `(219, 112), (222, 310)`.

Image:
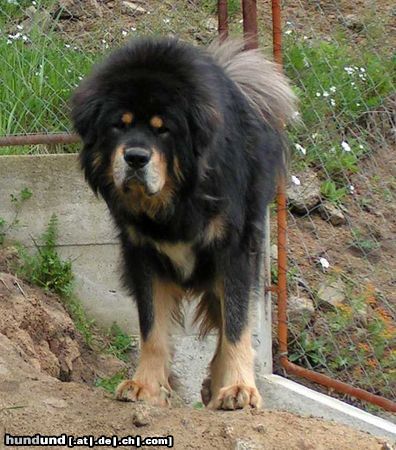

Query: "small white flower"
(16, 25), (24, 30)
(359, 67), (366, 73)
(311, 133), (318, 139)
(22, 35), (28, 41)
(348, 185), (355, 194)
(131, 27), (137, 31)
(121, 30), (128, 36)
(344, 66), (354, 75)
(295, 143), (306, 155)
(292, 111), (300, 119)
(65, 44), (71, 48)
(78, 76), (83, 81)
(323, 91), (329, 97)
(285, 30), (292, 35)
(351, 81), (355, 86)
(286, 21), (292, 25)
(316, 92), (321, 97)
(101, 39), (107, 44)
(330, 86), (337, 93)
(359, 144), (364, 149)
(330, 98), (336, 106)
(6, 39), (12, 44)
(291, 175), (301, 186)
(319, 257), (330, 270)
(303, 35), (308, 40)
(356, 103), (361, 106)
(341, 141), (351, 152)
(163, 18), (170, 24)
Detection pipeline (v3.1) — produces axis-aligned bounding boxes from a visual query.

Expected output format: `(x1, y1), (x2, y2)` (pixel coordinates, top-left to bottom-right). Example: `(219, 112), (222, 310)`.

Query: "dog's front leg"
(116, 278), (178, 406)
(207, 253), (262, 410)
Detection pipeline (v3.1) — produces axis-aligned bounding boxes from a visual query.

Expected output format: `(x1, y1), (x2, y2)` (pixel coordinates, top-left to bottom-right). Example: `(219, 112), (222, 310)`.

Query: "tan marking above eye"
(121, 112), (134, 125)
(150, 115), (164, 129)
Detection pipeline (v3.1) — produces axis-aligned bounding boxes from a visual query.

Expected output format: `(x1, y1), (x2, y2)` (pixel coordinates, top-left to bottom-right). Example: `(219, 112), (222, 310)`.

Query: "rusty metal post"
(218, 0), (229, 40)
(242, 0), (258, 50)
(0, 133), (79, 148)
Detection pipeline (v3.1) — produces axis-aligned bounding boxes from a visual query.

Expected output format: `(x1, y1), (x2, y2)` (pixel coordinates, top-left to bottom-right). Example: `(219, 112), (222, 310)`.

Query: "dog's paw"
(115, 380), (171, 406)
(207, 384), (262, 410)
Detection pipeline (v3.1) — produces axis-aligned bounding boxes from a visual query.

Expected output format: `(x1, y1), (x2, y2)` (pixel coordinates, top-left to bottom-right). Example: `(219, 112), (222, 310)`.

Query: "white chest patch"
(155, 242), (196, 280)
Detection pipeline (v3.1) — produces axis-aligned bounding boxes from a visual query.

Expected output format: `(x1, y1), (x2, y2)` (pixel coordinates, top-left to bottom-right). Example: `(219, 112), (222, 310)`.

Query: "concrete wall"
(0, 154), (140, 332)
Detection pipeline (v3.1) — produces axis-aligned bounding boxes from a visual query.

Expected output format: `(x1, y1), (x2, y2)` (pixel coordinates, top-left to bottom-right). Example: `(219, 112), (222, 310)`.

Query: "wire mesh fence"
(273, 0), (395, 414)
(1, 0), (395, 414)
(0, 0), (223, 144)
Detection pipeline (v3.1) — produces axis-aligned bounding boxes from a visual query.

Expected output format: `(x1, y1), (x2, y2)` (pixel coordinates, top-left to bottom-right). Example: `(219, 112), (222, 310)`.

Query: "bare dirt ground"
(0, 256), (393, 450)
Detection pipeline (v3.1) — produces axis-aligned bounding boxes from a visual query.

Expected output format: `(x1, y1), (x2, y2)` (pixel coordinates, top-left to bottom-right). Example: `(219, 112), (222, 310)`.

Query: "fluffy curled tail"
(207, 39), (297, 129)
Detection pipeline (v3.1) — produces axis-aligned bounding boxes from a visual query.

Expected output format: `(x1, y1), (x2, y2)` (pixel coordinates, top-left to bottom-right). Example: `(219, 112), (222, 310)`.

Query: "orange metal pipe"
(242, 0), (259, 50)
(271, 0), (396, 413)
(281, 358), (396, 412)
(0, 133), (79, 147)
(218, 0), (229, 40)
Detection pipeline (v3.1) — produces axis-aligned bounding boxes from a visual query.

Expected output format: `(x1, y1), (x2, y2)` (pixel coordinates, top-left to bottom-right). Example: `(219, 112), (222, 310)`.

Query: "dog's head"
(71, 38), (222, 217)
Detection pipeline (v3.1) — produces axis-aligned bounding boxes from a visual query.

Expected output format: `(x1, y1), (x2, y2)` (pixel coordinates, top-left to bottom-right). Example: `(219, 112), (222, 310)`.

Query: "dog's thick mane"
(207, 39), (297, 128)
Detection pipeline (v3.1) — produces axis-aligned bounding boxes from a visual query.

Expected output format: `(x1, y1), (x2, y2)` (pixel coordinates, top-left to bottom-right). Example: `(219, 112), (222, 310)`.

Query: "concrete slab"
(258, 375), (396, 439)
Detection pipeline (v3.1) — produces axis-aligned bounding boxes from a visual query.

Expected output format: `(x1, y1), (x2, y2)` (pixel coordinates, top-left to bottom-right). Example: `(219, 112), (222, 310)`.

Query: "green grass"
(95, 371), (128, 394)
(105, 323), (135, 362)
(285, 32), (395, 193)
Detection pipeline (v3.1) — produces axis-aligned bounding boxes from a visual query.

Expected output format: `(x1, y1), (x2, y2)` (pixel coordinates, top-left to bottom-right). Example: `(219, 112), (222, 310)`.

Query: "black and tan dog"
(71, 37), (295, 410)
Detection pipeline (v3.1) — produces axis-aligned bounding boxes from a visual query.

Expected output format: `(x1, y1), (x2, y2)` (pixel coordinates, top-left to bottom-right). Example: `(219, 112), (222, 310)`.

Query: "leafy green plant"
(95, 371), (128, 394)
(0, 187), (32, 244)
(202, 0), (240, 17)
(105, 323), (134, 362)
(349, 228), (380, 254)
(320, 180), (347, 205)
(289, 331), (328, 368)
(17, 214), (74, 296)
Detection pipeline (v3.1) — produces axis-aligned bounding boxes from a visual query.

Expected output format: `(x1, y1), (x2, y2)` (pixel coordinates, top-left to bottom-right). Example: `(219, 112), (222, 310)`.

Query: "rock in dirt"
(319, 201), (347, 226)
(122, 1), (148, 16)
(233, 439), (257, 450)
(287, 171), (321, 214)
(205, 17), (218, 32)
(339, 14), (364, 32)
(288, 295), (315, 327)
(253, 424), (266, 433)
(222, 423), (234, 439)
(132, 404), (152, 427)
(317, 279), (346, 308)
(21, 6), (52, 33)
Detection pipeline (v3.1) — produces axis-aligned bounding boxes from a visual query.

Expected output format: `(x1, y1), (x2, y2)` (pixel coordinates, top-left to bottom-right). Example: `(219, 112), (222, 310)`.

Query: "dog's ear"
(71, 83), (102, 146)
(189, 101), (222, 152)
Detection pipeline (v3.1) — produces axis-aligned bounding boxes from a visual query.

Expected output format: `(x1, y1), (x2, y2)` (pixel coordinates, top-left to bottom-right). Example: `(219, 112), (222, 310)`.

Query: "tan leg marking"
(204, 282), (262, 410)
(203, 214), (227, 245)
(116, 280), (184, 406)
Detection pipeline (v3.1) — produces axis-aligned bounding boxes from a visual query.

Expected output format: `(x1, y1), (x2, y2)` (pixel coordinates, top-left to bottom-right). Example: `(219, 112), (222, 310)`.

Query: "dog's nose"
(124, 147), (151, 169)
